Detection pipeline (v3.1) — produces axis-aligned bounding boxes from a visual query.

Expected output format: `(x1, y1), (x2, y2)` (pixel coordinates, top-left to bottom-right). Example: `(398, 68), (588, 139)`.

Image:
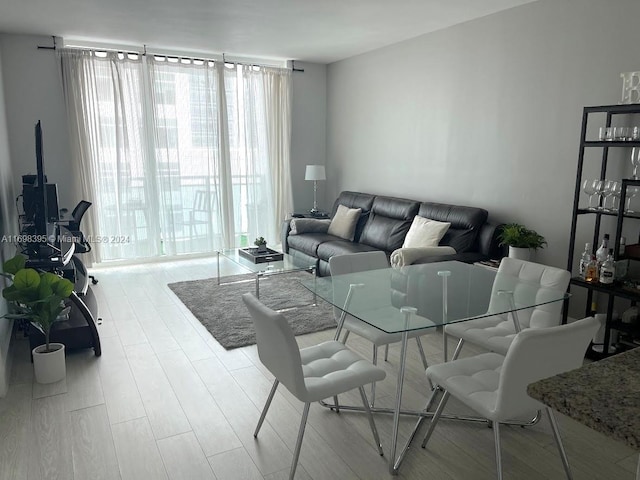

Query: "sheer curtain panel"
(59, 49), (293, 263)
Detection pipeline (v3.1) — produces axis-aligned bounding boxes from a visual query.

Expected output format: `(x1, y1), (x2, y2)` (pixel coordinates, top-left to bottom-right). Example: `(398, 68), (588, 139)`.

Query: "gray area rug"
(168, 272), (336, 349)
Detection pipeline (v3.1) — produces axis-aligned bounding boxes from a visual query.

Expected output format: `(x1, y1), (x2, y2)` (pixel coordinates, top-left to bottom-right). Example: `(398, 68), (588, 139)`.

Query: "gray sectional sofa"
(282, 191), (503, 276)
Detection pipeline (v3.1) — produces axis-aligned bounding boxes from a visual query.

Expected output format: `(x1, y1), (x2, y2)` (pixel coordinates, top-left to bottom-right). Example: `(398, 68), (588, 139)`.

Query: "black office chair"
(68, 200), (92, 231)
(67, 200), (98, 285)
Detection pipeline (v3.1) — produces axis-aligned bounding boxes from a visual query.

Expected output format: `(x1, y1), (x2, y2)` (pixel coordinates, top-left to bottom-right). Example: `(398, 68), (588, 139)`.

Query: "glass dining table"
(299, 260), (570, 475)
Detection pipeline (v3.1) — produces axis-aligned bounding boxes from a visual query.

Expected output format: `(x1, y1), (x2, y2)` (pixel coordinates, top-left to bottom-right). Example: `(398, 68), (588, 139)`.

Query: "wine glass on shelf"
(593, 179), (606, 211)
(631, 147), (640, 179)
(625, 186), (638, 214)
(609, 181), (622, 212)
(582, 179), (597, 210)
(602, 180), (616, 211)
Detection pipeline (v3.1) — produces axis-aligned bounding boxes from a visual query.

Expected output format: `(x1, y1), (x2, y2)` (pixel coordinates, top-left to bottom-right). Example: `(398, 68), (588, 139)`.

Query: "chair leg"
(415, 337), (433, 390)
(358, 386), (384, 456)
(421, 390), (450, 448)
(332, 396), (340, 413)
(415, 337), (429, 369)
(290, 402), (311, 480)
(451, 338), (465, 361)
(443, 331), (448, 362)
(341, 330), (350, 344)
(254, 379), (279, 437)
(546, 407), (574, 480)
(493, 421), (503, 480)
(384, 344), (389, 361)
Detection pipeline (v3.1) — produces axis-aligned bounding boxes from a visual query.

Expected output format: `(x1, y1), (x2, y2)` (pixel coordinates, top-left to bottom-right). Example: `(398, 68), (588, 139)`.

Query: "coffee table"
(216, 248), (316, 300)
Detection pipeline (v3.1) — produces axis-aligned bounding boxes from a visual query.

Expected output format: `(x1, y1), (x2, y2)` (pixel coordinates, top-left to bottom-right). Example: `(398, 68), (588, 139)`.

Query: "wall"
(290, 62), (327, 212)
(0, 46), (17, 397)
(0, 35), (73, 210)
(326, 0), (640, 270)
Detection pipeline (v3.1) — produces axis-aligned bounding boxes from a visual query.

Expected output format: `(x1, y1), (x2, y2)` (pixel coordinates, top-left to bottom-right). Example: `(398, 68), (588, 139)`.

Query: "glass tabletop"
(219, 248), (315, 275)
(299, 261), (570, 334)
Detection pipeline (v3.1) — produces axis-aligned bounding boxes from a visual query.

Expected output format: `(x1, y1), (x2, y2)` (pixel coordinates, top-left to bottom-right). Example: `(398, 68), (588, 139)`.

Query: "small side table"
(291, 211), (330, 219)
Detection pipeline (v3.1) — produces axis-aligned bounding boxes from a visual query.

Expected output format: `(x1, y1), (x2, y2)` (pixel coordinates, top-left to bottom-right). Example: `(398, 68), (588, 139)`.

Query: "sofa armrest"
(289, 218), (331, 235)
(478, 222), (505, 259)
(281, 218), (293, 253)
(390, 246), (457, 268)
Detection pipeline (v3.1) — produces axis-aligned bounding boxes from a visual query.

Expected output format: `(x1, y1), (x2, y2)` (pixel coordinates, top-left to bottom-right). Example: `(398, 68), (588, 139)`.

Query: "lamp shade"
(305, 165), (326, 181)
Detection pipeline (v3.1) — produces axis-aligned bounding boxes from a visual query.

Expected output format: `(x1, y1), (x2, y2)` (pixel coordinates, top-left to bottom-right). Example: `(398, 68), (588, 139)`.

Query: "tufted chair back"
(242, 293), (306, 399)
(487, 257), (571, 329)
(495, 316), (600, 420)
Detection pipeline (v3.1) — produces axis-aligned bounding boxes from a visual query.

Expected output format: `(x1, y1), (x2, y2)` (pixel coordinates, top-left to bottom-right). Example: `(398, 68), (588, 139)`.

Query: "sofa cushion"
(331, 192), (375, 242)
(317, 240), (379, 261)
(359, 196), (420, 252)
(287, 232), (337, 257)
(418, 202), (488, 253)
(328, 205), (361, 241)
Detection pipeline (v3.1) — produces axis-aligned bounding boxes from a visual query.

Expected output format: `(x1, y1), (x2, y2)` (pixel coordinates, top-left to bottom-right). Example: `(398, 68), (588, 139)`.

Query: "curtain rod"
(42, 39), (304, 72)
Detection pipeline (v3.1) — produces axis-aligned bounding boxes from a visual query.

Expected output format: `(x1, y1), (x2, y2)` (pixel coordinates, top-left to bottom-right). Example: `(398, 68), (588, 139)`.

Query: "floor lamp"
(305, 165), (326, 214)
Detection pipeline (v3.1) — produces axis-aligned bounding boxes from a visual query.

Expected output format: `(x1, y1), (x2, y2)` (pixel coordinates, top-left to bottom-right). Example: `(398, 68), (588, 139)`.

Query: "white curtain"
(59, 49), (293, 263)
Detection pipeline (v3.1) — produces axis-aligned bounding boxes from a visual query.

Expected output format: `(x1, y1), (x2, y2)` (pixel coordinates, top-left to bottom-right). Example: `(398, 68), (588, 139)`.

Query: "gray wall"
(326, 0), (640, 269)
(291, 62), (327, 213)
(0, 35), (74, 210)
(0, 46), (17, 397)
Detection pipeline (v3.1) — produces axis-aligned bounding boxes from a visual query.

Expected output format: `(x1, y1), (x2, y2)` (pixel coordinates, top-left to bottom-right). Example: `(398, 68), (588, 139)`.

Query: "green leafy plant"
(1, 254), (74, 352)
(254, 236), (267, 246)
(497, 223), (547, 250)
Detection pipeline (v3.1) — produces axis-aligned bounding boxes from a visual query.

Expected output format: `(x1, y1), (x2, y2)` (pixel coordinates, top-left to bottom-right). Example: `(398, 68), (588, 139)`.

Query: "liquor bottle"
(599, 249), (615, 285)
(621, 302), (638, 325)
(595, 234), (609, 268)
(584, 254), (599, 283)
(615, 236), (629, 280)
(619, 236), (626, 256)
(579, 242), (592, 279)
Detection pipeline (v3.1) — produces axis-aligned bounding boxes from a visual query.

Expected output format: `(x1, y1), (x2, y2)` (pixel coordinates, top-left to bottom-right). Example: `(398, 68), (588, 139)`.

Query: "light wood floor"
(0, 256), (637, 480)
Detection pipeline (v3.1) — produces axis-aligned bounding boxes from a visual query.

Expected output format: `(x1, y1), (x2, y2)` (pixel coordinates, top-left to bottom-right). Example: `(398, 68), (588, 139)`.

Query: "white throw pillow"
(328, 205), (362, 241)
(402, 216), (451, 248)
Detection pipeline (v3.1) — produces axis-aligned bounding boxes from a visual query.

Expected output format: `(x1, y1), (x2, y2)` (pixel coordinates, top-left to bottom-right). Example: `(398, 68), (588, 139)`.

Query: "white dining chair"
(242, 293), (386, 480)
(329, 251), (435, 405)
(443, 257), (571, 362)
(421, 316), (600, 480)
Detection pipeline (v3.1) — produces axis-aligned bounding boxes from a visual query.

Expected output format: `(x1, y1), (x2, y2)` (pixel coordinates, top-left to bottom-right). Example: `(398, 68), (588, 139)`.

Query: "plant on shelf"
(498, 223), (547, 260)
(254, 236), (267, 252)
(1, 254), (74, 383)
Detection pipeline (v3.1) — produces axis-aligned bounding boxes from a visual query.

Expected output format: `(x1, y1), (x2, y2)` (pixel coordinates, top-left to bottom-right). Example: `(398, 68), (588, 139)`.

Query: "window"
(60, 49), (292, 263)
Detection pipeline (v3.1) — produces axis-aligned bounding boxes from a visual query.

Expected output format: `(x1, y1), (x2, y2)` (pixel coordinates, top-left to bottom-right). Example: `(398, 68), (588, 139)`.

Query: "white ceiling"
(0, 0), (535, 64)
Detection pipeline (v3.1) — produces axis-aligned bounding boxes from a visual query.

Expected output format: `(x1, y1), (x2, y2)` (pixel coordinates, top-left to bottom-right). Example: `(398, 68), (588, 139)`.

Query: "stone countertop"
(527, 348), (640, 450)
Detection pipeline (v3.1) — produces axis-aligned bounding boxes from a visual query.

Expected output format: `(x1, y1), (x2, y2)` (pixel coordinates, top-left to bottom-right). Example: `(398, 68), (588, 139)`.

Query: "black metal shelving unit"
(566, 104), (640, 359)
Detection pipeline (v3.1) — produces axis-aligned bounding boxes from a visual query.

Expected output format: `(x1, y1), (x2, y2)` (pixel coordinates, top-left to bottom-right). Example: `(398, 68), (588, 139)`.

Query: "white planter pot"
(32, 343), (66, 384)
(508, 246), (532, 261)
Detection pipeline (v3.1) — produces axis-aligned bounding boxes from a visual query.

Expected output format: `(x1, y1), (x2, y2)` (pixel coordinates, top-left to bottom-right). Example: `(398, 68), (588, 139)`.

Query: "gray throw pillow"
(327, 205), (362, 241)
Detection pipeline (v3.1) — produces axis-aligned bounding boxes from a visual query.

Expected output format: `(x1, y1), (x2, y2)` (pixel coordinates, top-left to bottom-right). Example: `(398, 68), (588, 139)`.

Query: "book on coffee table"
(238, 247), (284, 264)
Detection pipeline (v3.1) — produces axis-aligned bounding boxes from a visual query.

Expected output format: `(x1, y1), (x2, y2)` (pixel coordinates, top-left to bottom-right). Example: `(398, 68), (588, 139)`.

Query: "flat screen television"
(34, 121), (47, 235)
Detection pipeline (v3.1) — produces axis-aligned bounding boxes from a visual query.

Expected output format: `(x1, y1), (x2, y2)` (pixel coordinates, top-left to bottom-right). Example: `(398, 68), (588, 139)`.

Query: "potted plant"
(254, 236), (268, 253)
(1, 254), (74, 384)
(497, 223), (547, 261)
